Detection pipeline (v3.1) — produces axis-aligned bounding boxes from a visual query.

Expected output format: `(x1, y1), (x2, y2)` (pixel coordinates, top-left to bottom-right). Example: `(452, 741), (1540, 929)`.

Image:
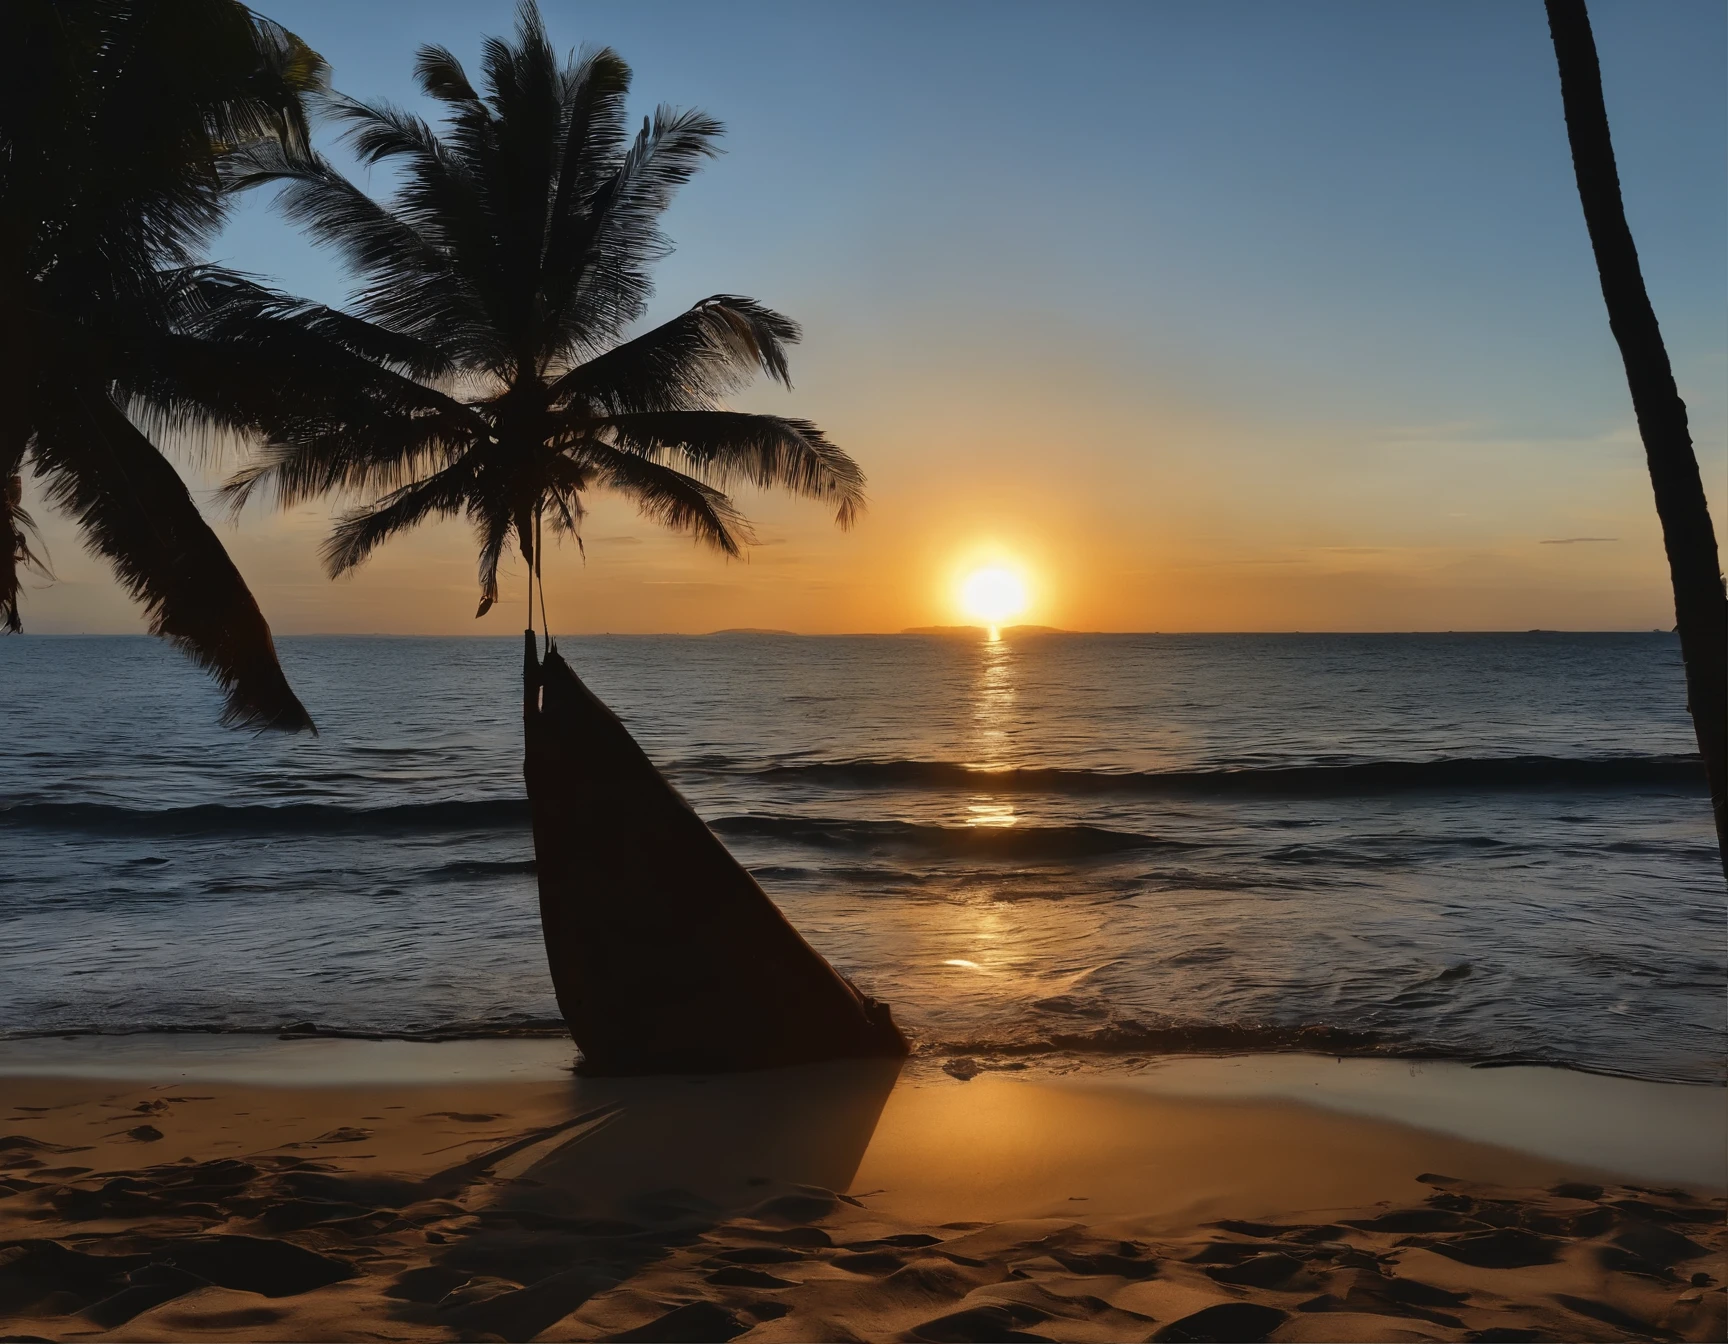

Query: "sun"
(959, 566), (1029, 633)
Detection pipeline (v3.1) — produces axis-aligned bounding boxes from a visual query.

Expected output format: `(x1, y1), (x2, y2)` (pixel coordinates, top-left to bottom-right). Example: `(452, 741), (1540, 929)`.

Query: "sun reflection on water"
(942, 640), (1029, 979)
(965, 800), (1017, 828)
(971, 635), (1017, 773)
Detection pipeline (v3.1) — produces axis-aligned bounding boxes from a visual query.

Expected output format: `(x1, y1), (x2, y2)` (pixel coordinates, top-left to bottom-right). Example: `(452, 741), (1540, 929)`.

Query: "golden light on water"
(959, 566), (1029, 635)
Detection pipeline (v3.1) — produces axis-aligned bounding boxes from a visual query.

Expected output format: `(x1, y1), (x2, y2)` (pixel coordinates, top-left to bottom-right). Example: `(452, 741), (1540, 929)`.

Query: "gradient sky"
(24, 0), (1728, 634)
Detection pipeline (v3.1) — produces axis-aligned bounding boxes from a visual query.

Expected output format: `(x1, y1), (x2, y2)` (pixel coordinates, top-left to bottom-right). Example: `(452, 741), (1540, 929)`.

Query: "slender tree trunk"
(1545, 0), (1728, 879)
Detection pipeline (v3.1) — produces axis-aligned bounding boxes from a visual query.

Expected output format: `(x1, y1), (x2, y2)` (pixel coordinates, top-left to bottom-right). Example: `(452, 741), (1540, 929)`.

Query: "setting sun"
(959, 566), (1029, 629)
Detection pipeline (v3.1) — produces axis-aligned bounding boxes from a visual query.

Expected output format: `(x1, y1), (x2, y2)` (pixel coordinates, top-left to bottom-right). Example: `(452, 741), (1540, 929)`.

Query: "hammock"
(523, 633), (909, 1075)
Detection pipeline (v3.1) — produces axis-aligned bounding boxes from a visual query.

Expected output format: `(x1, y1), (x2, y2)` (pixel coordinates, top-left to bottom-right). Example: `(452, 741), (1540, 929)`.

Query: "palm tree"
(214, 3), (863, 633)
(209, 3), (897, 1073)
(2, 0), (321, 730)
(1545, 0), (1728, 877)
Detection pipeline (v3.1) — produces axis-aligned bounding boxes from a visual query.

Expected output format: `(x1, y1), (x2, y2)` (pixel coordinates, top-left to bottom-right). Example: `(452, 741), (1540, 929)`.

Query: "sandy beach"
(8, 0), (1726, 1339)
(1, 1040), (1721, 1342)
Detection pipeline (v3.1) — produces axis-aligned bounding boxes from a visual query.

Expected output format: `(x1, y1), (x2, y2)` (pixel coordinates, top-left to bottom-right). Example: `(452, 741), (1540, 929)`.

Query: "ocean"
(1, 632), (1720, 1084)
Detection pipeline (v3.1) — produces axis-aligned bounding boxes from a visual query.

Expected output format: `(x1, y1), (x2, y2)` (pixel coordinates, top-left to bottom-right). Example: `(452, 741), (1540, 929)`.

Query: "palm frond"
(183, 269), (456, 380)
(414, 43), (481, 107)
(466, 14), (570, 361)
(322, 456), (485, 577)
(548, 296), (801, 414)
(552, 105), (725, 352)
(539, 455), (591, 537)
(7, 0), (326, 280)
(2, 466), (51, 635)
(545, 47), (633, 273)
(226, 141), (499, 362)
(5, 0), (331, 727)
(574, 443), (752, 556)
(114, 270), (471, 471)
(326, 93), (558, 375)
(598, 411), (864, 528)
(29, 392), (312, 731)
(474, 505), (516, 617)
(223, 403), (487, 515)
(323, 92), (454, 173)
(481, 1), (556, 119)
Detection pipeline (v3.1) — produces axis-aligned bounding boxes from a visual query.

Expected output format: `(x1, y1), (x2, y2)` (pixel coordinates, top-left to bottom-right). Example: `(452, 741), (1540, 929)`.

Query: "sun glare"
(959, 566), (1029, 634)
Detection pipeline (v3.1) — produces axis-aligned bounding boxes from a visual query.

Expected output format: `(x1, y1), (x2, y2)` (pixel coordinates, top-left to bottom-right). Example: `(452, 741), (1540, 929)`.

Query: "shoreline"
(1, 1038), (1722, 1340)
(1, 1035), (1720, 1192)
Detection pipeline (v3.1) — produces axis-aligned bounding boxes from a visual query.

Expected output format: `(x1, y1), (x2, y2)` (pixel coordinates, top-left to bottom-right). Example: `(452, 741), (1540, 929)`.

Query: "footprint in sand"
(0, 1134), (88, 1156)
(100, 1124), (164, 1142)
(704, 1265), (797, 1288)
(281, 1126), (374, 1148)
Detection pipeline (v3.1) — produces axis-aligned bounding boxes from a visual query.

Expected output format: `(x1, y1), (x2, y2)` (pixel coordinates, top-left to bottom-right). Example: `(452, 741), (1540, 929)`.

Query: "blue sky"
(29, 0), (1728, 632)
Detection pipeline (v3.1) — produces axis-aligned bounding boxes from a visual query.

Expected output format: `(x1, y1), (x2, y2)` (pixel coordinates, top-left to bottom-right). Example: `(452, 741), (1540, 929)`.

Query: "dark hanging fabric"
(523, 633), (910, 1075)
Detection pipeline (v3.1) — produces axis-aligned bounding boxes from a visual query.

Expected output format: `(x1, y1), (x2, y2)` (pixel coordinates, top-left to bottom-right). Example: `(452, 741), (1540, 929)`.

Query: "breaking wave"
(0, 799), (532, 836)
(2, 1014), (1670, 1079)
(742, 753), (1705, 796)
(2, 802), (1187, 860)
(711, 815), (1192, 859)
(918, 1018), (1689, 1080)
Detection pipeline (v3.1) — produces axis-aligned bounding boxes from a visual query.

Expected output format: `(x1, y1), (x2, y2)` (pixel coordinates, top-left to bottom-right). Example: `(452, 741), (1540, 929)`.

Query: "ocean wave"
(0, 801), (1188, 859)
(5, 1019), (1402, 1060)
(0, 799), (531, 835)
(711, 815), (1191, 859)
(2, 754), (1699, 836)
(0, 1019), (571, 1044)
(918, 1016), (1694, 1079)
(426, 858), (538, 879)
(930, 1017), (1401, 1059)
(742, 753), (1706, 796)
(3, 1017), (1692, 1081)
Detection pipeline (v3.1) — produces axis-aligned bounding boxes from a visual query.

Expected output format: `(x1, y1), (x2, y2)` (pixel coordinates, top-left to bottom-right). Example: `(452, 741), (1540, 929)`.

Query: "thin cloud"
(1539, 536), (1618, 545)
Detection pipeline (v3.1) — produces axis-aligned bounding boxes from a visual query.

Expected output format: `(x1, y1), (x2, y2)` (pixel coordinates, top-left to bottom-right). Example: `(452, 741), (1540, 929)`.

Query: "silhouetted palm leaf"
(3, 0), (322, 730)
(224, 0), (863, 622)
(2, 471), (49, 635)
(31, 393), (311, 729)
(596, 412), (863, 529)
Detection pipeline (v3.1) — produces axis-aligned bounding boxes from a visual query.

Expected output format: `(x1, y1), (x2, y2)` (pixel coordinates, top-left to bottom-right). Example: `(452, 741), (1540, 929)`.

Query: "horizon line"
(12, 627), (1681, 639)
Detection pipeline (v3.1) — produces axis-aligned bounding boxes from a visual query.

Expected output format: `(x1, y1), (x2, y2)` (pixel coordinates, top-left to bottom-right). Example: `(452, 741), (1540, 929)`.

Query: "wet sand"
(0, 1041), (1721, 1341)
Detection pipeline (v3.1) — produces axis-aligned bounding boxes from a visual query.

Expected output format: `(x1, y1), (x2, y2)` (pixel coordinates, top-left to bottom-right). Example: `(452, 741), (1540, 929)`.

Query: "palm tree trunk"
(1545, 0), (1728, 879)
(534, 506), (549, 643)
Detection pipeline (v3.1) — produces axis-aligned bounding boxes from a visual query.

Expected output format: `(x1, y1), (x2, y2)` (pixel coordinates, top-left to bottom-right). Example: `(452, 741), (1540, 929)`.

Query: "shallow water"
(1, 632), (1720, 1082)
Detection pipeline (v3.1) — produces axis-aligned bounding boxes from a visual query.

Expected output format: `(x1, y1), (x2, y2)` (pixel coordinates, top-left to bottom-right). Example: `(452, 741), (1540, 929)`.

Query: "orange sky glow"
(15, 1), (1726, 637)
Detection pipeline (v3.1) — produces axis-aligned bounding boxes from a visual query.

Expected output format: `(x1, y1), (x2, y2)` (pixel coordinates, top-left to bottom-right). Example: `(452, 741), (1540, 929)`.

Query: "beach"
(1, 1039), (1721, 1342)
(9, 0), (1726, 1335)
(4, 633), (1723, 1338)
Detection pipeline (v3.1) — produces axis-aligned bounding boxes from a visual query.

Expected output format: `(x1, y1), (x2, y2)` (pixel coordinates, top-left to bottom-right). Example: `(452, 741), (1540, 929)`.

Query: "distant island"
(901, 624), (1069, 637)
(705, 628), (799, 636)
